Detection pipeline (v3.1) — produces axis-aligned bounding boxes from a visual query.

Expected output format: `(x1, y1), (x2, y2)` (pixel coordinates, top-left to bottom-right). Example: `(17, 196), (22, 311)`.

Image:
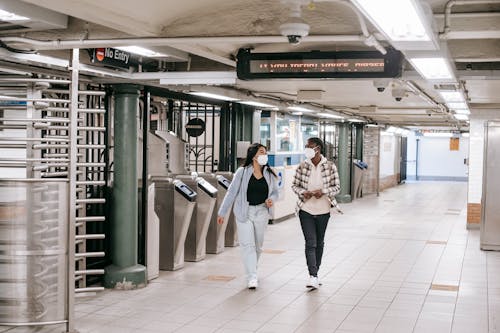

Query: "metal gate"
(0, 50), (106, 332)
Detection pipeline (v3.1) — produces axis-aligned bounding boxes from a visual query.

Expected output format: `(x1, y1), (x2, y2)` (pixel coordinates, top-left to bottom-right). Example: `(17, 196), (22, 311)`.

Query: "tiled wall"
(363, 127), (380, 194)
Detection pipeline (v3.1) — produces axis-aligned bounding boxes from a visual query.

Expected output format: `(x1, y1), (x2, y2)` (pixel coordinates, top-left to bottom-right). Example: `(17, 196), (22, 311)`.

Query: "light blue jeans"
(236, 204), (269, 282)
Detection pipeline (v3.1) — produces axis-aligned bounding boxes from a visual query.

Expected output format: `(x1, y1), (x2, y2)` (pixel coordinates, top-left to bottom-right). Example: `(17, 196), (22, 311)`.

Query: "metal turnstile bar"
(75, 269), (105, 275)
(0, 78), (70, 84)
(75, 234), (105, 240)
(0, 137), (69, 142)
(75, 287), (105, 293)
(75, 198), (105, 204)
(75, 216), (105, 222)
(75, 252), (105, 258)
(75, 180), (105, 186)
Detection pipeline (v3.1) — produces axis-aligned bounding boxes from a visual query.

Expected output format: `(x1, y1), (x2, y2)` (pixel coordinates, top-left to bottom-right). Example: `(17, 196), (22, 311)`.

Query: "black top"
(247, 174), (269, 205)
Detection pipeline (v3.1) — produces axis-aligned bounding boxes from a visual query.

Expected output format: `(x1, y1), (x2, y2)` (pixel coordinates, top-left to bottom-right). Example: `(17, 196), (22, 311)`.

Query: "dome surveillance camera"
(391, 87), (406, 102)
(280, 22), (310, 45)
(287, 35), (302, 45)
(373, 79), (391, 93)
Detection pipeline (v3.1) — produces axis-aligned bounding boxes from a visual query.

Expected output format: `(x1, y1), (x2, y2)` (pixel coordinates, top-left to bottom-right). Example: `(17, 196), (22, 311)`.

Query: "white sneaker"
(247, 279), (258, 290)
(307, 276), (319, 289)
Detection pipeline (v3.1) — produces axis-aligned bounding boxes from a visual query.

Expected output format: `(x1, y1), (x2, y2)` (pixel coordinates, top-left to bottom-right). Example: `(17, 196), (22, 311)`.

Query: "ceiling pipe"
(0, 34), (368, 68)
(0, 35), (366, 49)
(313, 0), (387, 54)
(442, 0), (500, 34)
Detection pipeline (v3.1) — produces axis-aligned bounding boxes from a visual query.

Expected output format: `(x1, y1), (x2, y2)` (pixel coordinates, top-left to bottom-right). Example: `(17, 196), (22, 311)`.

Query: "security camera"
(280, 22), (310, 45)
(373, 79), (391, 93)
(392, 87), (406, 102)
(287, 35), (302, 45)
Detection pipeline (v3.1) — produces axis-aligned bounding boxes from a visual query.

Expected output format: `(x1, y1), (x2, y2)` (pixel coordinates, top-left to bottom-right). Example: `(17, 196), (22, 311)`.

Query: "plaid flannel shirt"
(291, 156), (341, 212)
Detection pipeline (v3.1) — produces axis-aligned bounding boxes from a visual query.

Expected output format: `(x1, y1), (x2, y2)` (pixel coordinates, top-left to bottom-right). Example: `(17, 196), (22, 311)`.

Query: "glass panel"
(301, 122), (319, 148)
(276, 116), (299, 152)
(259, 119), (271, 149)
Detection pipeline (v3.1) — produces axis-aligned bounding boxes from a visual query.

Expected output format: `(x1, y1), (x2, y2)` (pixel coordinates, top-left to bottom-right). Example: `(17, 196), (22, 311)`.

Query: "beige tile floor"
(4, 181), (500, 332)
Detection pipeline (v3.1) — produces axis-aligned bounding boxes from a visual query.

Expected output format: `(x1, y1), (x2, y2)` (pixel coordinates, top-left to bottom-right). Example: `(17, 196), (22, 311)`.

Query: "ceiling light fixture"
(317, 112), (344, 119)
(288, 106), (315, 113)
(447, 102), (468, 110)
(159, 71), (237, 85)
(454, 114), (469, 121)
(439, 91), (464, 102)
(350, 0), (437, 50)
(189, 92), (239, 101)
(0, 9), (29, 21)
(240, 101), (279, 109)
(407, 57), (454, 80)
(423, 132), (453, 137)
(116, 46), (168, 58)
(453, 109), (470, 115)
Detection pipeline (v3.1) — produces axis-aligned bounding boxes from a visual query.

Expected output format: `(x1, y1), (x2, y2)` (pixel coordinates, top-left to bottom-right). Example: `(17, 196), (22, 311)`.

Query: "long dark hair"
(242, 143), (277, 177)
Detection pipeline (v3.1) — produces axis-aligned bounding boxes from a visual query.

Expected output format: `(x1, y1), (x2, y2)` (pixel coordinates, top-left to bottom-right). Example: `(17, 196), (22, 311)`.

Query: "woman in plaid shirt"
(292, 137), (340, 290)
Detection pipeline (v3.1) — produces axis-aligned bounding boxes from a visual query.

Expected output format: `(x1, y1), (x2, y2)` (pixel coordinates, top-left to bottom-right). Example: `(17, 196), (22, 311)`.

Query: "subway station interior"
(0, 0), (500, 332)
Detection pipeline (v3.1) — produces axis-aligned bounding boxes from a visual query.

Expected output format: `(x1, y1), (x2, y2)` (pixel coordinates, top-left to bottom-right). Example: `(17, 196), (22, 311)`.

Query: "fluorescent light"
(0, 9), (30, 21)
(454, 114), (469, 121)
(351, 0), (430, 42)
(366, 124), (380, 127)
(439, 91), (464, 102)
(240, 101), (278, 109)
(116, 46), (168, 58)
(408, 57), (454, 80)
(462, 133), (470, 137)
(189, 92), (239, 101)
(159, 72), (237, 85)
(454, 109), (470, 115)
(317, 112), (344, 119)
(447, 102), (468, 110)
(423, 132), (453, 137)
(288, 106), (315, 113)
(348, 118), (366, 123)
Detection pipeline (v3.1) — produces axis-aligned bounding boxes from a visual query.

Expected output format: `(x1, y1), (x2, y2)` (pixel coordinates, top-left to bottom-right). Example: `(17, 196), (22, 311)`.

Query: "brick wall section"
(467, 203), (481, 225)
(363, 127), (380, 194)
(380, 175), (398, 191)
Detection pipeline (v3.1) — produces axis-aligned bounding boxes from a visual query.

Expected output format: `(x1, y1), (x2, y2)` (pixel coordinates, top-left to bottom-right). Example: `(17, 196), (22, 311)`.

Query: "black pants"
(299, 210), (330, 277)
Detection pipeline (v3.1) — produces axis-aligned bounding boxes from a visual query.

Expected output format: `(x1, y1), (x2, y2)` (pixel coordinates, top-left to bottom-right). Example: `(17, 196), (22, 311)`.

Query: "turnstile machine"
(152, 177), (197, 271)
(216, 172), (238, 247)
(176, 175), (218, 262)
(198, 173), (228, 254)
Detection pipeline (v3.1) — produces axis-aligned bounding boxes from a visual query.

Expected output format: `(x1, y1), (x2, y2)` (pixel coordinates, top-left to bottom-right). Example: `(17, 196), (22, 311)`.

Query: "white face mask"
(256, 154), (268, 166)
(304, 147), (317, 159)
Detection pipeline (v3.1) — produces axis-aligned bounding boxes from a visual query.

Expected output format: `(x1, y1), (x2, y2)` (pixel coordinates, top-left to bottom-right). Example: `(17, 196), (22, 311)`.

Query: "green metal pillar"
(336, 122), (352, 203)
(355, 124), (364, 160)
(104, 84), (146, 289)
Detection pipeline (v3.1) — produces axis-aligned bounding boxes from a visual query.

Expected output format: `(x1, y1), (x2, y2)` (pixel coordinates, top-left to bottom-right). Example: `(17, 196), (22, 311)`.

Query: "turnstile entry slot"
(196, 177), (218, 198)
(216, 172), (238, 247)
(176, 183), (197, 201)
(177, 175), (217, 262)
(216, 175), (231, 190)
(151, 177), (196, 271)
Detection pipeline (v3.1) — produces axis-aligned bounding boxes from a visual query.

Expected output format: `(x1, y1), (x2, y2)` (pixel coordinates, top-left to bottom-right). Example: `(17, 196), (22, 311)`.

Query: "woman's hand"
(217, 216), (224, 225)
(312, 190), (323, 198)
(265, 198), (273, 208)
(303, 191), (313, 199)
